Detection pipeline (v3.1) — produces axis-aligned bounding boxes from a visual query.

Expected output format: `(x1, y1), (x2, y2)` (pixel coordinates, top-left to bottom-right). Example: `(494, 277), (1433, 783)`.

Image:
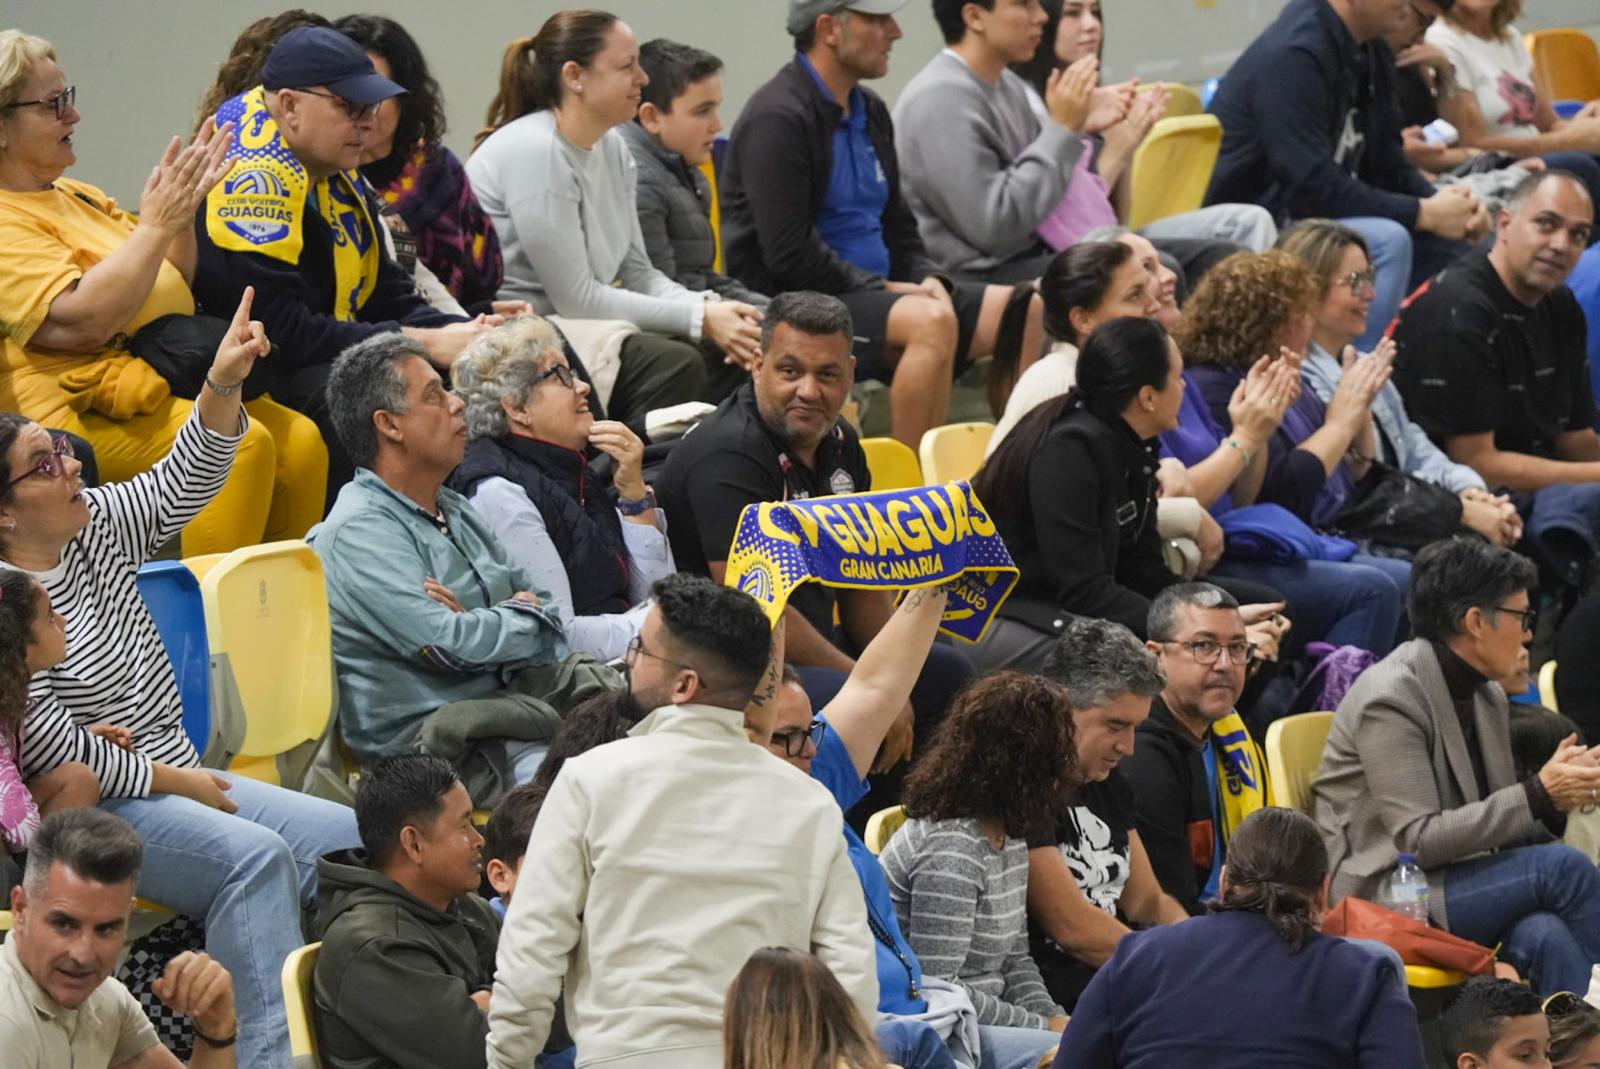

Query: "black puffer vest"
(449, 435), (631, 615)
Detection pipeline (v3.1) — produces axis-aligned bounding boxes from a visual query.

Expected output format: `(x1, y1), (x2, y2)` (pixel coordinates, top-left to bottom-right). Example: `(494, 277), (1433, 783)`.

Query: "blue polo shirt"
(810, 713), (928, 1015)
(798, 53), (892, 277)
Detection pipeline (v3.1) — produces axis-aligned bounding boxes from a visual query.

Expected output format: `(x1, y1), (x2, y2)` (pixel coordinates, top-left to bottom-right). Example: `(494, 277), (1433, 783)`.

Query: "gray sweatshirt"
(880, 816), (1064, 1029)
(893, 50), (1085, 275)
(466, 110), (705, 339)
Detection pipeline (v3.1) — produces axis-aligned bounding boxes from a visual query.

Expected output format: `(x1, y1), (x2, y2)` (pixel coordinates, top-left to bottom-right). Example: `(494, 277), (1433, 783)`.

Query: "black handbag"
(124, 313), (271, 401)
(1333, 461), (1464, 550)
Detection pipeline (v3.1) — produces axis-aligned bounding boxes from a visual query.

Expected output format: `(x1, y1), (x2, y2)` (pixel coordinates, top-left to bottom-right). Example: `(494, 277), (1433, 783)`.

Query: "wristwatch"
(205, 372), (244, 396)
(617, 487), (656, 516)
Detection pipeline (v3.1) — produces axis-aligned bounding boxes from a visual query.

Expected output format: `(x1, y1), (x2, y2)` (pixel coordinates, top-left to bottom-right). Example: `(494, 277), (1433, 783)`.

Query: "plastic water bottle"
(1386, 853), (1430, 923)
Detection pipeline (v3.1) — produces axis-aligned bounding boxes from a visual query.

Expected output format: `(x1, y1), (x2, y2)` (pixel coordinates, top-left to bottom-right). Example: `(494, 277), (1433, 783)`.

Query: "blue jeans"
(1442, 843), (1600, 995)
(1139, 203), (1279, 252)
(1523, 482), (1600, 589)
(102, 771), (360, 1069)
(977, 1024), (1062, 1069)
(1211, 554), (1407, 654)
(875, 1019), (960, 1069)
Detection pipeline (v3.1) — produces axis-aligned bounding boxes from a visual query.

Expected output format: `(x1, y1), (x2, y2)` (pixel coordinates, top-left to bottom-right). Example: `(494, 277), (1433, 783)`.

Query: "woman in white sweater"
(467, 12), (764, 416)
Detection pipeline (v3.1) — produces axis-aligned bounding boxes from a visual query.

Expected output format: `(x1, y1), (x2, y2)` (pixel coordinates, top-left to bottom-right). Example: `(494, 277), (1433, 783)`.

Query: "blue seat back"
(136, 561), (212, 755)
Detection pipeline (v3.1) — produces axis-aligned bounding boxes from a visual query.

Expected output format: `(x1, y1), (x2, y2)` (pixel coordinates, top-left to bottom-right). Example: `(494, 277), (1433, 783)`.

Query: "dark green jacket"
(312, 849), (500, 1069)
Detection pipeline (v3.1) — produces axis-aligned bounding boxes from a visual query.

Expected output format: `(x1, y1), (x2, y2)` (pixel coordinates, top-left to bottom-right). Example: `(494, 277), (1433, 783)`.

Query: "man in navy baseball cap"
(261, 25), (407, 107)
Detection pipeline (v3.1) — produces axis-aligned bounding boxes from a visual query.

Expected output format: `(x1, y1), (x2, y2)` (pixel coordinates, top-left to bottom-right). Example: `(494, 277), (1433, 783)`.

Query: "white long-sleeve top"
(468, 476), (673, 663)
(486, 702), (877, 1069)
(467, 110), (707, 339)
(18, 407), (242, 796)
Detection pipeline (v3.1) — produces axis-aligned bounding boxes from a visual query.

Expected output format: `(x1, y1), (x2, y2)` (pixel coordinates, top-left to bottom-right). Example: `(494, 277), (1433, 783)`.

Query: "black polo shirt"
(656, 382), (872, 635)
(1390, 250), (1594, 459)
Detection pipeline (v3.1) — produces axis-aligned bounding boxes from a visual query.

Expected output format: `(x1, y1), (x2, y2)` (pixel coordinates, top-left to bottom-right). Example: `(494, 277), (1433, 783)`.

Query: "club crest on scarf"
(724, 482), (1019, 643)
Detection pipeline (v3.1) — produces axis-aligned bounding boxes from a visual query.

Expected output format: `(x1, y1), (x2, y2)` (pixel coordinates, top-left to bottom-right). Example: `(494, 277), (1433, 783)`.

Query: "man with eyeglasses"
(1312, 537), (1600, 996)
(193, 25), (493, 503)
(1118, 582), (1273, 915)
(1391, 170), (1600, 591)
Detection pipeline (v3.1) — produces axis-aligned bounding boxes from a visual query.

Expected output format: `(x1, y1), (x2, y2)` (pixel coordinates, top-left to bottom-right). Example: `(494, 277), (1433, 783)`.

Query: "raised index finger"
(230, 286), (255, 332)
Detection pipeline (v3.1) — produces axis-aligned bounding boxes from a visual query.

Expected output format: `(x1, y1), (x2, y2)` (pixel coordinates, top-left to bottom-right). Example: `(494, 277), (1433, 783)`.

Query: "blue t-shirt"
(810, 713), (928, 1015)
(798, 53), (892, 278)
(1570, 246), (1600, 428)
(1200, 739), (1224, 903)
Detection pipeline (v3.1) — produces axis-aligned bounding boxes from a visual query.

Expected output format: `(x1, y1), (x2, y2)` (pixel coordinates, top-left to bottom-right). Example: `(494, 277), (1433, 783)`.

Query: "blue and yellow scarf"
(205, 86), (381, 319)
(724, 482), (1019, 643)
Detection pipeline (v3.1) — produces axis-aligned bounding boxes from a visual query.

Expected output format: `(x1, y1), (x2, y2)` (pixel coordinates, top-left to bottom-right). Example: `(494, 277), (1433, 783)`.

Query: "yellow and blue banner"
(205, 86), (381, 320)
(724, 482), (1018, 643)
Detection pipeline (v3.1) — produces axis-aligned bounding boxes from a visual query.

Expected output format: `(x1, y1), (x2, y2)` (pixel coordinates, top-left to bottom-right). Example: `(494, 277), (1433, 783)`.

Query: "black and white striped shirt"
(18, 408), (242, 797)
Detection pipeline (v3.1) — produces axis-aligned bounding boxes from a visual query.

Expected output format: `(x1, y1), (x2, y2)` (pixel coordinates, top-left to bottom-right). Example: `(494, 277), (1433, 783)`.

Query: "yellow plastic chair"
(1262, 711), (1466, 990)
(1526, 29), (1600, 105)
(864, 805), (908, 856)
(1127, 115), (1224, 230)
(918, 423), (995, 486)
(1140, 81), (1203, 118)
(698, 160), (725, 275)
(861, 437), (924, 490)
(283, 941), (322, 1069)
(195, 541), (335, 786)
(0, 909), (11, 932)
(1540, 660), (1560, 715)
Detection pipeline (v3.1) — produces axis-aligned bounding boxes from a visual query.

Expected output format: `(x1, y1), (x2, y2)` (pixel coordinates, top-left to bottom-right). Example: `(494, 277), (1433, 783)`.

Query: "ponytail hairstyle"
(0, 569), (41, 734)
(476, 11), (619, 150)
(1211, 806), (1329, 952)
(723, 947), (888, 1069)
(987, 241), (1136, 416)
(974, 316), (1174, 538)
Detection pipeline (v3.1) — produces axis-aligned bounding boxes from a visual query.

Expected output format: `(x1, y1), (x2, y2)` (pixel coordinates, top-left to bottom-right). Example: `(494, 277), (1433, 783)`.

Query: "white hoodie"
(486, 701), (877, 1069)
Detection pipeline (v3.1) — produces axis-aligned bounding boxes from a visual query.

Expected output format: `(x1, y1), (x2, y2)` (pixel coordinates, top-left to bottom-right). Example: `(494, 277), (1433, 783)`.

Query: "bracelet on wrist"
(204, 371), (244, 396)
(193, 1023), (239, 1048)
(1222, 436), (1254, 466)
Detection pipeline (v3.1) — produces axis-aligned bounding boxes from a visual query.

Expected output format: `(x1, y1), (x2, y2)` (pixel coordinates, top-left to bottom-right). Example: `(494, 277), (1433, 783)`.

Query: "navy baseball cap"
(261, 26), (406, 105)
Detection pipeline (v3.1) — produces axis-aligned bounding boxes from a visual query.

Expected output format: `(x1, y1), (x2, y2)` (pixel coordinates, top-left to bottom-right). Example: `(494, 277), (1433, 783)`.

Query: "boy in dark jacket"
(622, 39), (768, 308)
(313, 755), (500, 1069)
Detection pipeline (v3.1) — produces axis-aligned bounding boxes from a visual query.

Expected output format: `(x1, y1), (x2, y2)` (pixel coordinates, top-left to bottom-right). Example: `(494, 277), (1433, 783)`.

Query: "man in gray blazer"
(1312, 537), (1600, 995)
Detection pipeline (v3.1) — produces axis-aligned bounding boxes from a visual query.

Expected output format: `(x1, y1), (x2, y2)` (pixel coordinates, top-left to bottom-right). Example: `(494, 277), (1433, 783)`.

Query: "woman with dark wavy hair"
(335, 14), (515, 314)
(0, 571), (98, 855)
(1057, 807), (1427, 1068)
(878, 671), (1072, 1069)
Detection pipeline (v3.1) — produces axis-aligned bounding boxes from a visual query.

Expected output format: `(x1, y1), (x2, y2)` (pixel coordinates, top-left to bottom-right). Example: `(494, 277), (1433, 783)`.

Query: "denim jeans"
(1523, 482), (1600, 589)
(1139, 203), (1280, 253)
(1442, 843), (1600, 995)
(875, 1018), (961, 1069)
(1210, 554), (1407, 654)
(977, 1024), (1062, 1069)
(101, 771), (360, 1069)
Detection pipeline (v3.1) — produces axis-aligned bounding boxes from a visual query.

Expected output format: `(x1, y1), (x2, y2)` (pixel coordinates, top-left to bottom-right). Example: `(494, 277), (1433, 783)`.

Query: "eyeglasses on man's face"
(623, 636), (693, 674)
(294, 87), (376, 123)
(6, 434), (75, 491)
(1494, 604), (1538, 635)
(3, 85), (75, 121)
(1161, 638), (1257, 667)
(770, 719), (827, 758)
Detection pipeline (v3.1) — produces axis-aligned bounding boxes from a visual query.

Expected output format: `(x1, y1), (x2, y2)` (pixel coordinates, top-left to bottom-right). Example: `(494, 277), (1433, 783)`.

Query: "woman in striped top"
(0, 289), (360, 1069)
(880, 672), (1077, 1069)
(0, 568), (99, 854)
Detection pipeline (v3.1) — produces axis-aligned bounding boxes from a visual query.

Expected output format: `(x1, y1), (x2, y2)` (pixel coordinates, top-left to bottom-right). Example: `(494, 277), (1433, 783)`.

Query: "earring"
(3, 520), (14, 531)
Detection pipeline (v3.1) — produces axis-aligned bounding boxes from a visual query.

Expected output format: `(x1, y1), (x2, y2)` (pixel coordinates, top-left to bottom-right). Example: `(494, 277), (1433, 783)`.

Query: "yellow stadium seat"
(1264, 713), (1468, 991)
(918, 423), (995, 486)
(1127, 115), (1224, 230)
(1526, 29), (1600, 105)
(283, 941), (322, 1069)
(861, 437), (923, 490)
(0, 909), (11, 932)
(1140, 81), (1204, 118)
(1540, 660), (1559, 715)
(1263, 711), (1333, 814)
(698, 160), (725, 275)
(195, 541), (335, 787)
(864, 805), (908, 856)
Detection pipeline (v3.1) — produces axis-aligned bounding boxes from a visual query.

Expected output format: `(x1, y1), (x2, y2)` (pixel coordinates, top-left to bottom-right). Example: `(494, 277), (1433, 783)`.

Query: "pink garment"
(1036, 147), (1118, 252)
(0, 724), (40, 853)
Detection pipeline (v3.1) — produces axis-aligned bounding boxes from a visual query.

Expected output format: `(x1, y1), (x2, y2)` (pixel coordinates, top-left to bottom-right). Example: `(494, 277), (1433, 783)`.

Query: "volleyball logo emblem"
(737, 561), (775, 606)
(218, 169), (294, 245)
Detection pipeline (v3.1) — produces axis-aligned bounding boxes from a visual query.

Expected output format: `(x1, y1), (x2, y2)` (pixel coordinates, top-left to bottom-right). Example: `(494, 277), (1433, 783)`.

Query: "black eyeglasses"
(1161, 638), (1257, 666)
(1494, 605), (1538, 635)
(5, 434), (75, 491)
(293, 88), (376, 122)
(770, 719), (827, 758)
(535, 364), (578, 391)
(623, 636), (693, 674)
(4, 85), (75, 121)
